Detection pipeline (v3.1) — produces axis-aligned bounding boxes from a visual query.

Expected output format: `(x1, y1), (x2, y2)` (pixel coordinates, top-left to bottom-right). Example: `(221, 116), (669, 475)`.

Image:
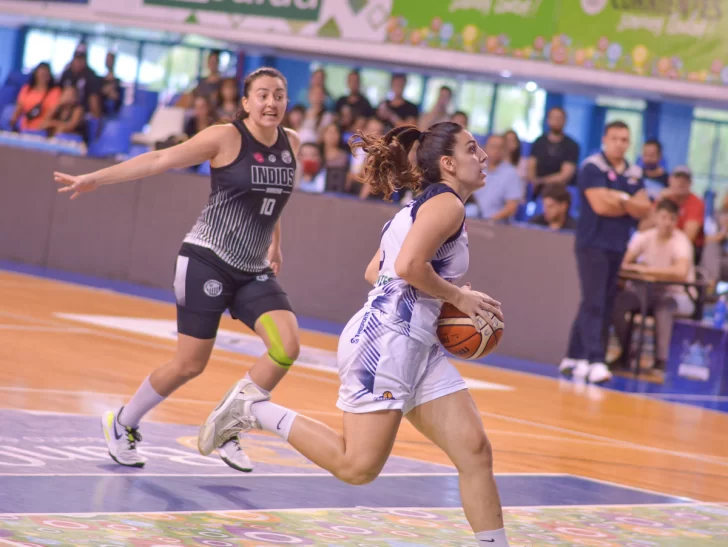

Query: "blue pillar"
(242, 53), (276, 75)
(563, 94), (596, 162)
(657, 102), (693, 170)
(275, 56), (313, 108)
(0, 25), (25, 84)
(643, 100), (661, 142)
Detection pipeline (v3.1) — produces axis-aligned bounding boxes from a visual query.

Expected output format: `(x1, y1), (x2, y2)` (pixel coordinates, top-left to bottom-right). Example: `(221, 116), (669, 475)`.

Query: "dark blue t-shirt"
(575, 152), (644, 253)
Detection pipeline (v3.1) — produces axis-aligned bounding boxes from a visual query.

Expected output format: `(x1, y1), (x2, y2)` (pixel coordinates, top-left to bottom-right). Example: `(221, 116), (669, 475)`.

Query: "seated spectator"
(42, 86), (85, 139)
(347, 117), (385, 199)
(100, 52), (122, 116)
(299, 85), (334, 143)
(612, 198), (696, 371)
(378, 73), (418, 127)
(195, 49), (223, 105)
(504, 129), (527, 181)
(183, 96), (217, 140)
(638, 139), (668, 187)
(530, 185), (577, 231)
(702, 207), (728, 283)
(471, 134), (523, 221)
(216, 78), (240, 122)
(334, 70), (374, 120)
(9, 62), (61, 132)
(59, 43), (101, 118)
(419, 85), (452, 129)
(297, 142), (326, 194)
(451, 111), (469, 129)
(283, 104), (305, 132)
(643, 166), (704, 263)
(320, 123), (349, 169)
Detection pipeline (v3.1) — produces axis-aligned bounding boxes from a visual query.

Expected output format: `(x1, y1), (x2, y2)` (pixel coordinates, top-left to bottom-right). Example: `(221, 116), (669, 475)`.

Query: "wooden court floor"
(1, 269), (728, 504)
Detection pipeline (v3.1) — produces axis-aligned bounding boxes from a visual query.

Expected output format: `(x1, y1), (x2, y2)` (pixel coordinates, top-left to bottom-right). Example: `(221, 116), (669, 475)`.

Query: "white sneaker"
(573, 360), (591, 379)
(198, 378), (268, 456)
(101, 408), (146, 468)
(559, 358), (577, 375)
(219, 436), (253, 472)
(588, 362), (612, 384)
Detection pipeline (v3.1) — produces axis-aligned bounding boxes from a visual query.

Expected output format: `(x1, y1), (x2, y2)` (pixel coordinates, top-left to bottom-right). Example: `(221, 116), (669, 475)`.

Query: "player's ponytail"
(349, 125), (422, 201)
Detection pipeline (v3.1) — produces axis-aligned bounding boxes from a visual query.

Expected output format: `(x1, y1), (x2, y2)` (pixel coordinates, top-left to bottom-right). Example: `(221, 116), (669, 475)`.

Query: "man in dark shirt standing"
(377, 73), (419, 127)
(560, 121), (651, 384)
(59, 43), (101, 118)
(334, 70), (374, 120)
(528, 106), (580, 199)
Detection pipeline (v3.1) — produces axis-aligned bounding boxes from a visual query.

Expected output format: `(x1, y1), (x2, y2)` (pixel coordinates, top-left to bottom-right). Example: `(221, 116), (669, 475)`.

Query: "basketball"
(437, 299), (504, 360)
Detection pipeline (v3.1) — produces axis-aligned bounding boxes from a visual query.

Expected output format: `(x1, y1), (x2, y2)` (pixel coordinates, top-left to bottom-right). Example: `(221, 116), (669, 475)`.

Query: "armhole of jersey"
(410, 184), (464, 244)
(211, 120), (248, 171)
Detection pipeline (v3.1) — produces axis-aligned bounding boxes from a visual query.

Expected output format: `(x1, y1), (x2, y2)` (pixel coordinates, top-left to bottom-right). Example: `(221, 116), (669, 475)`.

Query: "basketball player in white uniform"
(199, 123), (511, 546)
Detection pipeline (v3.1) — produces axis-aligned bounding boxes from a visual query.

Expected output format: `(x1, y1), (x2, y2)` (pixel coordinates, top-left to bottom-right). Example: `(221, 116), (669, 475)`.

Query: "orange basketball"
(437, 300), (504, 360)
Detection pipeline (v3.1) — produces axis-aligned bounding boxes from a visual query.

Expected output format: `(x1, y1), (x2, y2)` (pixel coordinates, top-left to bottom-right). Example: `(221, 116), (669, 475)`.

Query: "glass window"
(492, 85), (546, 142)
(360, 68), (391, 107)
(22, 29), (55, 73)
(137, 43), (170, 92)
(596, 96), (647, 110)
(321, 63), (353, 101)
(714, 125), (728, 178)
(50, 33), (84, 76)
(689, 120), (718, 176)
(403, 73), (424, 106)
(422, 77), (458, 113)
(456, 80), (495, 136)
(167, 46), (201, 94)
(694, 107), (728, 122)
(605, 109), (644, 163)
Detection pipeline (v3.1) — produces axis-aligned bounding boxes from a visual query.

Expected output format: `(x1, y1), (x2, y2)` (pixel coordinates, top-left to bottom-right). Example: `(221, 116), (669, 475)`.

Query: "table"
(617, 270), (708, 379)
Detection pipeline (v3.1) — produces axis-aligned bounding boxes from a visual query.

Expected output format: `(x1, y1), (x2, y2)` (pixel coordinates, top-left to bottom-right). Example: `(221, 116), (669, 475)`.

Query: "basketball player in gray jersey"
(55, 68), (302, 472)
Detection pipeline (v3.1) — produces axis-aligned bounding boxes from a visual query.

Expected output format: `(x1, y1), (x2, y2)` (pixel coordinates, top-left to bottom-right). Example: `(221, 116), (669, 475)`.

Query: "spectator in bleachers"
(193, 49), (223, 106)
(216, 78), (241, 122)
(299, 85), (334, 143)
(42, 86), (85, 139)
(528, 106), (579, 199)
(348, 116), (385, 197)
(451, 111), (468, 129)
(100, 52), (122, 116)
(59, 43), (101, 118)
(183, 96), (217, 140)
(643, 166), (705, 263)
(529, 185), (577, 231)
(504, 129), (527, 180)
(471, 134), (523, 221)
(703, 207), (728, 282)
(612, 198), (695, 371)
(334, 70), (374, 120)
(560, 121), (651, 384)
(638, 139), (668, 187)
(320, 123), (350, 170)
(419, 85), (452, 129)
(378, 73), (419, 127)
(9, 62), (61, 132)
(283, 104), (305, 132)
(298, 68), (333, 109)
(297, 142), (326, 194)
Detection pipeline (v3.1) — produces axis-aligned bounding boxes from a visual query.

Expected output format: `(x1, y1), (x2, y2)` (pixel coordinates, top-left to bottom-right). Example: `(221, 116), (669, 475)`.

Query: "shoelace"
(230, 410), (259, 432)
(125, 427), (142, 450)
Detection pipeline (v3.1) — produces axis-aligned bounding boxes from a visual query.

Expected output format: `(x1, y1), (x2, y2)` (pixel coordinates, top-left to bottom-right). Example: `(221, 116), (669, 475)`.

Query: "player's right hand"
(454, 284), (503, 329)
(55, 172), (98, 200)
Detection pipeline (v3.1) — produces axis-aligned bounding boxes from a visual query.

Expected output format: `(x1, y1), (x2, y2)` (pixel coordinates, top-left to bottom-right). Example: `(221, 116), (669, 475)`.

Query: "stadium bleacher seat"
(4, 71), (28, 87)
(88, 120), (132, 158)
(117, 104), (152, 132)
(0, 104), (15, 131)
(0, 85), (21, 107)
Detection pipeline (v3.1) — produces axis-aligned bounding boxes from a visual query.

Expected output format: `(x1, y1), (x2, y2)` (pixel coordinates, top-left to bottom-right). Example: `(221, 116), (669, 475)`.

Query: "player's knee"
(260, 315), (300, 368)
(336, 462), (380, 486)
(455, 430), (494, 474)
(173, 355), (209, 381)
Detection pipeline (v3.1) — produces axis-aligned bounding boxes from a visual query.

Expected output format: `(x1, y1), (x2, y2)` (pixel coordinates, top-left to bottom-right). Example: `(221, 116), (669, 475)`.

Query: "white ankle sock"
(475, 528), (509, 546)
(118, 376), (165, 427)
(245, 372), (271, 398)
(250, 401), (298, 441)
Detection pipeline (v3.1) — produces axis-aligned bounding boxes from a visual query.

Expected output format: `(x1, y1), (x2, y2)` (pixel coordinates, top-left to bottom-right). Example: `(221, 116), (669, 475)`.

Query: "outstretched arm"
(55, 124), (231, 199)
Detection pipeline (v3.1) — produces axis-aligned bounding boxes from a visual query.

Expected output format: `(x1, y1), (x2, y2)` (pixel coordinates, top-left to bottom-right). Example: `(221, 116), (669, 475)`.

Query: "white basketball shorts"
(336, 307), (467, 414)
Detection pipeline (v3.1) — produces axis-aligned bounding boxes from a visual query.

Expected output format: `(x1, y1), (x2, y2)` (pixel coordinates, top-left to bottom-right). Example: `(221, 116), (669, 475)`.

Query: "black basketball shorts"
(173, 243), (294, 339)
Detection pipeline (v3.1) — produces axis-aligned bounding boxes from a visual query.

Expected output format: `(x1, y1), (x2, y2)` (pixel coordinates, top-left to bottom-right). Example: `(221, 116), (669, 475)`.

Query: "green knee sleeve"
(260, 314), (295, 368)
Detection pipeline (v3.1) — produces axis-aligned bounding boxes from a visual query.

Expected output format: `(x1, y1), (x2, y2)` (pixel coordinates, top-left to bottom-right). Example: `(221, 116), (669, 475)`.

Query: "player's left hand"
(268, 246), (283, 276)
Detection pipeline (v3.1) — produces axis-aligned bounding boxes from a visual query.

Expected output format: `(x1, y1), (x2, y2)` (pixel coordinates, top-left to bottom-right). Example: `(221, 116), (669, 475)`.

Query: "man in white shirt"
(472, 134), (523, 221)
(612, 198), (695, 370)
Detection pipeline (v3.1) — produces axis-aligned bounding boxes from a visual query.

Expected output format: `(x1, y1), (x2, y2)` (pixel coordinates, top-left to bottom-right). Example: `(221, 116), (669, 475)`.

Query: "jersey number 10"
(260, 198), (276, 216)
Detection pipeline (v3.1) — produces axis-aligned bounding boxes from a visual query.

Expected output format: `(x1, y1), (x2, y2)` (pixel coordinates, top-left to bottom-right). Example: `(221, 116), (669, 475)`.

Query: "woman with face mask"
(53, 67), (302, 475)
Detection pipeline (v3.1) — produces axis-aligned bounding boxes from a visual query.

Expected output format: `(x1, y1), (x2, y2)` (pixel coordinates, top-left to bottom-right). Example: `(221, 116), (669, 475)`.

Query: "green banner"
(387, 0), (728, 86)
(143, 0), (322, 22)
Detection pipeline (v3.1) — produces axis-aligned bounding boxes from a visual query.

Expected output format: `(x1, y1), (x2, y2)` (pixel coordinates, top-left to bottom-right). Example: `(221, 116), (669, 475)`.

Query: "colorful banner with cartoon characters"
(388, 0), (728, 86)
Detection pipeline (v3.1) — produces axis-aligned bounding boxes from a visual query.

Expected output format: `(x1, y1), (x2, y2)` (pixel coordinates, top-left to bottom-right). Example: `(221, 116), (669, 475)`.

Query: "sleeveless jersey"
(365, 183), (469, 344)
(184, 120), (297, 272)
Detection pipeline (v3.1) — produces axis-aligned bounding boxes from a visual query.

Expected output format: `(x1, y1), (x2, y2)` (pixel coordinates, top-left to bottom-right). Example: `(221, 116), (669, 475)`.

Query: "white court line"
(0, 325), (91, 333)
(0, 472), (461, 478)
(0, 502), (715, 518)
(648, 393), (728, 402)
(564, 473), (695, 502)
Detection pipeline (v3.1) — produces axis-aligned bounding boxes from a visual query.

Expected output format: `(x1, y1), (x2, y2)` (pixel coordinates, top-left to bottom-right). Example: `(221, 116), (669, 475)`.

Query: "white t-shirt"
(627, 228), (695, 295)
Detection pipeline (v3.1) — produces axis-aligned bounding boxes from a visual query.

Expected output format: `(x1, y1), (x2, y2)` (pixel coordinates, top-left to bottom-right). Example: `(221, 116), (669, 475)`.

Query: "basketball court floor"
(1, 263), (727, 546)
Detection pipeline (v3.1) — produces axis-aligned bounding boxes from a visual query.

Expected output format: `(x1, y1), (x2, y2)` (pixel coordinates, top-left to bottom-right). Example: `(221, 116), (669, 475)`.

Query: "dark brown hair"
(236, 67), (288, 121)
(503, 129), (521, 167)
(542, 184), (571, 208)
(656, 197), (679, 215)
(349, 121), (464, 201)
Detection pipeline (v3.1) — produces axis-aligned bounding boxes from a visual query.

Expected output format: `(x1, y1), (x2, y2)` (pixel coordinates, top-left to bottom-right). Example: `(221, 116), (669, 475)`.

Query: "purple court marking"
(0, 409), (452, 476)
